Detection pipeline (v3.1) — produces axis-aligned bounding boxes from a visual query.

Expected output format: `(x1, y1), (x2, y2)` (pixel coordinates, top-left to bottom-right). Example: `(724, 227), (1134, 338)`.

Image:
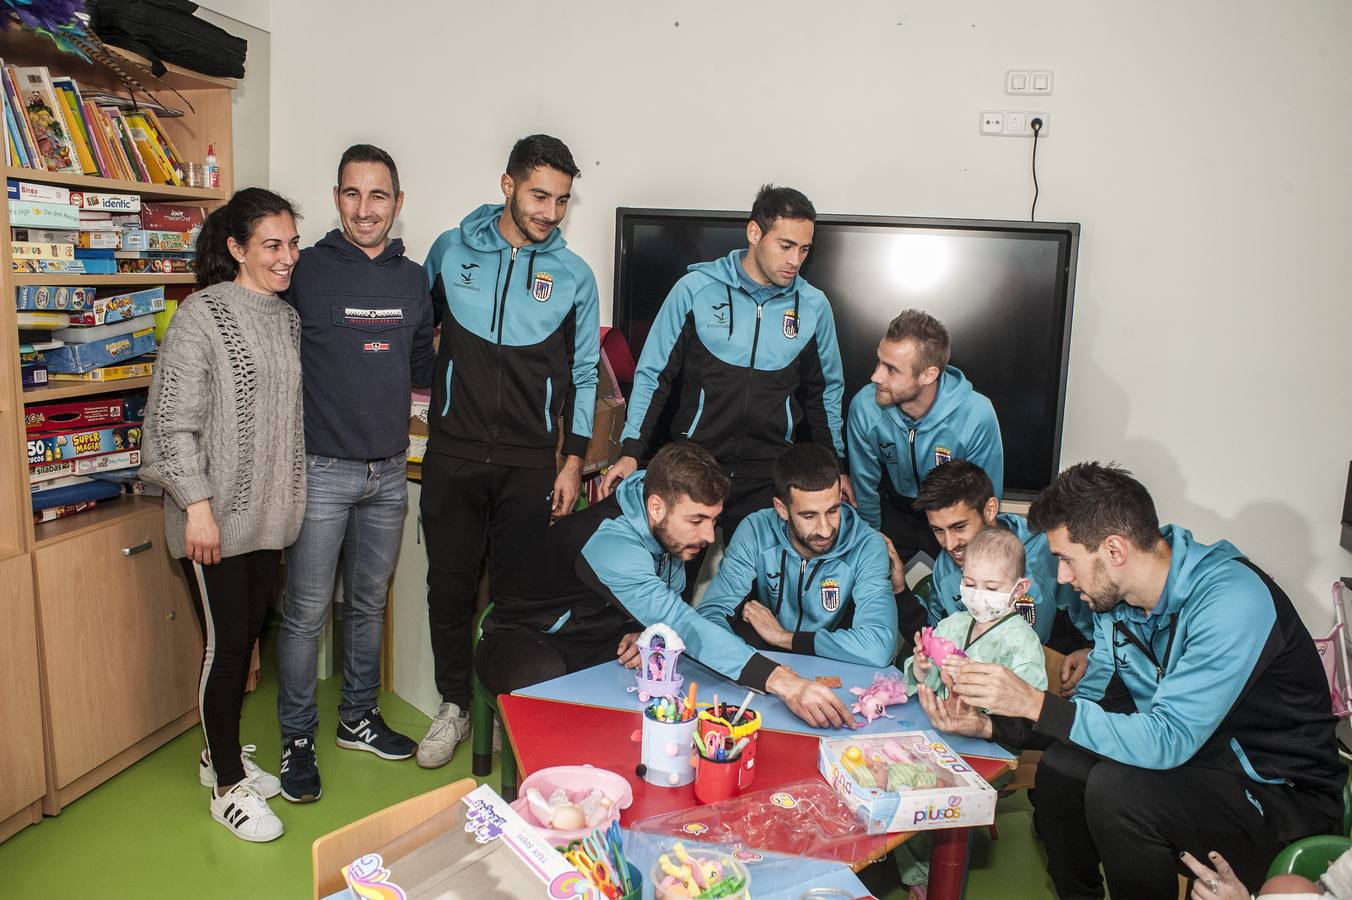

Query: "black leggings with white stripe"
(180, 551), (280, 788)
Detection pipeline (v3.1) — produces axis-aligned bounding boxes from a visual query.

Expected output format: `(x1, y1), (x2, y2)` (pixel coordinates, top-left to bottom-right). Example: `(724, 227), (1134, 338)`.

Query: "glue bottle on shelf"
(205, 145), (220, 189)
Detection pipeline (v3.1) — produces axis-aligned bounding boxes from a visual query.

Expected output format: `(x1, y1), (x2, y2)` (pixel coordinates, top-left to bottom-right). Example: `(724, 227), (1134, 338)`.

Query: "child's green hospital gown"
(895, 611), (1048, 888)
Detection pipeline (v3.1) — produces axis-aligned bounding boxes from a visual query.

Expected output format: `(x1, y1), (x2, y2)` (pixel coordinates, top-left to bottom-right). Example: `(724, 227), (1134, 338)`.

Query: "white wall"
(269, 0), (1352, 627)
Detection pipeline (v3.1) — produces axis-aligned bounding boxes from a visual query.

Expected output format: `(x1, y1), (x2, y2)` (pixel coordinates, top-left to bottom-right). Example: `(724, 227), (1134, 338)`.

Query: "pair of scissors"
(581, 832), (622, 886)
(565, 848), (619, 899)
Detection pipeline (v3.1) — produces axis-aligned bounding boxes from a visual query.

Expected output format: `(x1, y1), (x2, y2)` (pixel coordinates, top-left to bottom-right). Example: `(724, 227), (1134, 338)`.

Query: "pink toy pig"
(849, 672), (909, 726)
(920, 627), (967, 668)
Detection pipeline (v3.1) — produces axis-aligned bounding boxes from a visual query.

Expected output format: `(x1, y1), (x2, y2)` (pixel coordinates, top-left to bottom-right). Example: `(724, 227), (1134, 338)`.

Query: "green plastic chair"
(470, 603), (518, 802)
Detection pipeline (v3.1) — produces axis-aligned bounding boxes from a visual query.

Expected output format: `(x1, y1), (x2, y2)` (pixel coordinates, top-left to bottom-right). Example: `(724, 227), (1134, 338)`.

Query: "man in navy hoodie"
(921, 463), (1341, 899)
(418, 135), (600, 768)
(598, 185), (848, 587)
(847, 309), (1003, 561)
(275, 145), (435, 803)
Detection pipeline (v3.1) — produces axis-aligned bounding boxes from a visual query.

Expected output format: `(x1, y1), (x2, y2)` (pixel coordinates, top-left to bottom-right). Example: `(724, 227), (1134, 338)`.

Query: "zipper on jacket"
(685, 389), (706, 438)
(730, 300), (765, 475)
(488, 247), (519, 460)
(1112, 618), (1179, 682)
(908, 427), (919, 493)
(795, 558), (827, 633)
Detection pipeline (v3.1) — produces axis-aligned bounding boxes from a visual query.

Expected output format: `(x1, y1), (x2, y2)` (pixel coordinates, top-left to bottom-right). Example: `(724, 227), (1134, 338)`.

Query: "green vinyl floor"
(0, 625), (1057, 899)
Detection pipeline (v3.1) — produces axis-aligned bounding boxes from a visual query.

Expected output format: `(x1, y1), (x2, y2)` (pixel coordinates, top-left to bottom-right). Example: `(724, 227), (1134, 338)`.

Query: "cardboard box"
(818, 731), (998, 835)
(333, 784), (579, 900)
(12, 228), (77, 244)
(76, 230), (122, 249)
(28, 424), (143, 466)
(139, 202), (205, 231)
(7, 179), (71, 204)
(25, 397), (124, 434)
(123, 229), (195, 251)
(21, 358), (48, 388)
(554, 350), (626, 474)
(12, 259), (86, 273)
(64, 287), (165, 326)
(15, 285), (95, 311)
(43, 328), (156, 374)
(48, 360), (154, 382)
(70, 191), (141, 212)
(115, 256), (192, 274)
(12, 240), (75, 259)
(8, 198), (81, 229)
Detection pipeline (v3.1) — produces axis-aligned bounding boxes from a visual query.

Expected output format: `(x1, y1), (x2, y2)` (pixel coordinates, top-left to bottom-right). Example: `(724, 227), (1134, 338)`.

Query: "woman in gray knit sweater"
(140, 188), (304, 843)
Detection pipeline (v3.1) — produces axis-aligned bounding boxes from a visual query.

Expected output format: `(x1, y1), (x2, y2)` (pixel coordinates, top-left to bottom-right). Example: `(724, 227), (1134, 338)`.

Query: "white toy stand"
(629, 623), (685, 702)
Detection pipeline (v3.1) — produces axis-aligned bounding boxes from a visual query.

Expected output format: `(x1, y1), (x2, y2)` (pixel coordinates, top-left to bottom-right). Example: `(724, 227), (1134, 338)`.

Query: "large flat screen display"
(613, 209), (1080, 498)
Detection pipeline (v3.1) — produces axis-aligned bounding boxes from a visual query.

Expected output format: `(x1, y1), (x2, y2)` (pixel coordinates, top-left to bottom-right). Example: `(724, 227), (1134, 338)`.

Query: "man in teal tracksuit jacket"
(914, 459), (1094, 690)
(698, 443), (899, 667)
(599, 186), (846, 581)
(417, 135), (599, 767)
(847, 309), (1002, 561)
(922, 463), (1341, 899)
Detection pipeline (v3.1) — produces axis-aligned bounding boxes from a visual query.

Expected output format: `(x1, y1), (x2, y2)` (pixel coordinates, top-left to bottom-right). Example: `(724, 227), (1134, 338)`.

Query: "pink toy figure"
(919, 626), (968, 668)
(630, 623), (686, 702)
(849, 673), (909, 726)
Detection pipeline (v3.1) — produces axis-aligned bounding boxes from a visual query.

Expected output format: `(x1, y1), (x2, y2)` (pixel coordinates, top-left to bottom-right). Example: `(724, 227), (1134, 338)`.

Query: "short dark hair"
(337, 143), (400, 196)
(884, 309), (951, 374)
(772, 443), (839, 502)
(644, 442), (730, 507)
(750, 184), (816, 235)
(506, 134), (581, 180)
(1028, 462), (1162, 551)
(914, 459), (996, 513)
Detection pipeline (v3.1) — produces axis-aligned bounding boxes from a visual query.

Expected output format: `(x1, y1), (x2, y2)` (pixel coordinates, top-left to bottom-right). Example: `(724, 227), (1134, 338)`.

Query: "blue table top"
(515, 649), (1014, 762)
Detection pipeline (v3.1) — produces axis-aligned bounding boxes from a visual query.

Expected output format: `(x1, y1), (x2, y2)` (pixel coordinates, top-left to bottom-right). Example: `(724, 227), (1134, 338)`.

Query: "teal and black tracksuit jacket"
(697, 504), (898, 667)
(995, 526), (1341, 804)
(620, 249), (844, 477)
(928, 513), (1094, 646)
(573, 473), (781, 690)
(847, 366), (1003, 526)
(424, 203), (599, 468)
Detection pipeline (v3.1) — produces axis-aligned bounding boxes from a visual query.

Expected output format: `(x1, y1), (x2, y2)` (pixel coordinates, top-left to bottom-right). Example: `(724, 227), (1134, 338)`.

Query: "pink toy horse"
(849, 672), (909, 726)
(919, 627), (967, 668)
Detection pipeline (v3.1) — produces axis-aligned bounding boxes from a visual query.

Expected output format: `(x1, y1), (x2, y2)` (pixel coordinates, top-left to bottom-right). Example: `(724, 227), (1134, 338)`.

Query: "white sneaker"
(199, 744), (282, 799)
(416, 702), (470, 769)
(210, 782), (284, 842)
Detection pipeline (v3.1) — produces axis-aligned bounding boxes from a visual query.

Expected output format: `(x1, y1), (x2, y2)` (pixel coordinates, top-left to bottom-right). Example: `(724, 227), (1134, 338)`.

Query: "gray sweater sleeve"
(139, 308), (215, 509)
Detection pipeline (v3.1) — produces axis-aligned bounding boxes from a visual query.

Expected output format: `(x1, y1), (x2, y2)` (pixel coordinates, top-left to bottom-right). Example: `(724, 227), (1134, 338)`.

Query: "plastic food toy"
(848, 672), (909, 726)
(919, 626), (968, 667)
(630, 623), (686, 701)
(524, 786), (612, 831)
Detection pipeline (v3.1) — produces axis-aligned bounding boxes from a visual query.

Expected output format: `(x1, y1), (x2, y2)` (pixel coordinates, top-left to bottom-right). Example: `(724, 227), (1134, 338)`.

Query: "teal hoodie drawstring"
(725, 286), (735, 339)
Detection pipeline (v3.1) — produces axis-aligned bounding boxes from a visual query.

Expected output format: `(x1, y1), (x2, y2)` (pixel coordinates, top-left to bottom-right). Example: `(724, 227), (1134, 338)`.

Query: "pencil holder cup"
(697, 704), (761, 789)
(638, 705), (697, 787)
(617, 862), (642, 900)
(693, 753), (745, 804)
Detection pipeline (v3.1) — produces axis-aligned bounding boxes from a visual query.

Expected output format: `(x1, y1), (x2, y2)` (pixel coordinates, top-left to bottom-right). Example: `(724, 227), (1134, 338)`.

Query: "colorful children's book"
(13, 66), (81, 174)
(50, 76), (98, 176)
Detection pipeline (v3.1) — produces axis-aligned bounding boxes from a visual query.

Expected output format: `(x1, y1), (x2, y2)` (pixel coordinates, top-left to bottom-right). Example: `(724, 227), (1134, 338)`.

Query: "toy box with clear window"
(817, 731), (997, 835)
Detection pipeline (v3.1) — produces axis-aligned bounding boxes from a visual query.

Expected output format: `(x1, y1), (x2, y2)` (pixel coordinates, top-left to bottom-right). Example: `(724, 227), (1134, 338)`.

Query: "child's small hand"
(911, 631), (933, 680)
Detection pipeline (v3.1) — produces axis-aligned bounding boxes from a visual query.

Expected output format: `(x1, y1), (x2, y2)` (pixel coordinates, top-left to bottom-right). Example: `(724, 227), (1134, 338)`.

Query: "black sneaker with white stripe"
(279, 735), (321, 803)
(336, 706), (416, 760)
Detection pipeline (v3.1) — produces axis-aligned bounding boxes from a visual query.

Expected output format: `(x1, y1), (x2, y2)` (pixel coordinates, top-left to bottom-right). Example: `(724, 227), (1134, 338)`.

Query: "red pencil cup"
(693, 753), (745, 804)
(696, 703), (760, 792)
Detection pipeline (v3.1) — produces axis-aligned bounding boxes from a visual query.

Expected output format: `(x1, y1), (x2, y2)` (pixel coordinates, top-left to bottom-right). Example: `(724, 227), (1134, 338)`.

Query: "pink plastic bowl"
(509, 765), (634, 845)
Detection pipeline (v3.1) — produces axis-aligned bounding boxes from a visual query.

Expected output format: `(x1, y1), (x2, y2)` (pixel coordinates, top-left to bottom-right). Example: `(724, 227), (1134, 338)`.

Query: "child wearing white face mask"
(903, 527), (1047, 701)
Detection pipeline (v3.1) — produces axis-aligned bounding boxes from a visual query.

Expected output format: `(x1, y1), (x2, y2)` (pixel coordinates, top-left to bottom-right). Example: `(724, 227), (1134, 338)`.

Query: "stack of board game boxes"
(26, 392), (151, 522)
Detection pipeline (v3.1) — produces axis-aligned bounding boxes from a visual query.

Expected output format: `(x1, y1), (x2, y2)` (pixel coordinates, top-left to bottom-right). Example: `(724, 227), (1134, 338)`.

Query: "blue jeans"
(277, 453), (407, 739)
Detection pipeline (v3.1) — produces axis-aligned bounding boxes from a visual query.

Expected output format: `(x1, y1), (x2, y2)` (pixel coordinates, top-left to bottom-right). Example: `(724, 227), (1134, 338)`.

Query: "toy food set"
(42, 327), (155, 373)
(650, 842), (749, 900)
(637, 691), (699, 788)
(630, 622), (686, 701)
(338, 783), (586, 900)
(627, 779), (883, 867)
(63, 287), (165, 326)
(692, 692), (762, 803)
(818, 732), (997, 835)
(510, 765), (632, 846)
(25, 397), (124, 433)
(28, 423), (142, 465)
(15, 285), (95, 311)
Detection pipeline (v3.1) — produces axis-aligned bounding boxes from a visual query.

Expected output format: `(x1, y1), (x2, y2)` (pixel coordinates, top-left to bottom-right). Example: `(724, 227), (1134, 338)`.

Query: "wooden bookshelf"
(1, 166), (226, 202)
(21, 376), (152, 403)
(0, 26), (236, 839)
(12, 273), (197, 286)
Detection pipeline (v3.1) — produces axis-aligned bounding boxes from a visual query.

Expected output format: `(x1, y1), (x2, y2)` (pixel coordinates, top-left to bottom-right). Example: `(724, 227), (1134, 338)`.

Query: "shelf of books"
(0, 29), (234, 548)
